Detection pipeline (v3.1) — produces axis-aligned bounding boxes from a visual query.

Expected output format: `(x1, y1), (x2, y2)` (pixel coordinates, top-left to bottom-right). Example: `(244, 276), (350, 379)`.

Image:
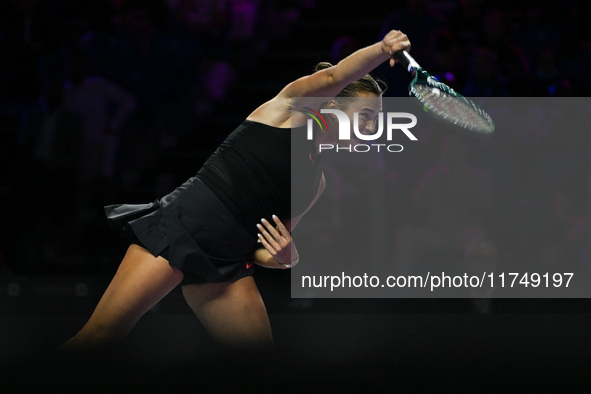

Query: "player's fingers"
(272, 215), (289, 237)
(402, 39), (411, 52)
(257, 223), (281, 250)
(257, 233), (276, 254)
(261, 218), (281, 239)
(388, 29), (401, 39)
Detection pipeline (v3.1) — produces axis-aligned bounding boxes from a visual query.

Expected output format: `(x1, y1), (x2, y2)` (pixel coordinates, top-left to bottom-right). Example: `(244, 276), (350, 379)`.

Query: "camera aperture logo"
(301, 107), (418, 153)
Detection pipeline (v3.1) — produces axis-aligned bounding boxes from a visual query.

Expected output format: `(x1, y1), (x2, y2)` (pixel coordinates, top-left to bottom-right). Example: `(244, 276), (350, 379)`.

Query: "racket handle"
(394, 50), (421, 72)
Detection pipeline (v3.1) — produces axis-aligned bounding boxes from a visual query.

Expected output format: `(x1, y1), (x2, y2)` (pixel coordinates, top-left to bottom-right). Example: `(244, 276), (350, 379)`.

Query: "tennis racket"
(394, 50), (495, 136)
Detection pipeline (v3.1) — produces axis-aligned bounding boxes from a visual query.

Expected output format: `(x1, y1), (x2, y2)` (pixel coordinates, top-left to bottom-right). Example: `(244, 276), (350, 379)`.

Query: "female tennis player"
(61, 30), (411, 349)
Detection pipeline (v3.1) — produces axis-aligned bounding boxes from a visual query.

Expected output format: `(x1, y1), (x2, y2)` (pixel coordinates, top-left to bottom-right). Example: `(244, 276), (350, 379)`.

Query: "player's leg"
(62, 244), (184, 350)
(181, 276), (273, 347)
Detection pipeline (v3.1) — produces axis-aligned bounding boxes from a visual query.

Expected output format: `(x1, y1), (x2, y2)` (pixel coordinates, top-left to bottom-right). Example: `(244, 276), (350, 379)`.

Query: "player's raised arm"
(280, 30), (411, 100)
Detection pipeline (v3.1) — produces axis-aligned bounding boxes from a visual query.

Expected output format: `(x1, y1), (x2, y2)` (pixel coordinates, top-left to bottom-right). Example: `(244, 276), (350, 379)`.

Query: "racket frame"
(393, 50), (495, 137)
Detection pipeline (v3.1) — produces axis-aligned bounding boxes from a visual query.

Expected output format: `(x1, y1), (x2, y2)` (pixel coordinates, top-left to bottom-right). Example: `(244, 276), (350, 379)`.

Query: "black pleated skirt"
(104, 177), (257, 284)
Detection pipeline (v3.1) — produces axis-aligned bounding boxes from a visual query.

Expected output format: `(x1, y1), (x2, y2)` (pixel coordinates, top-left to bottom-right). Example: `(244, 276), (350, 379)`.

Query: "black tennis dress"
(105, 120), (323, 284)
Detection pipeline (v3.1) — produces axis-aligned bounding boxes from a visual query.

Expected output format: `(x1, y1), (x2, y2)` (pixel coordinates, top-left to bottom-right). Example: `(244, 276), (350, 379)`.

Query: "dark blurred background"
(2, 0), (591, 390)
(2, 0), (590, 284)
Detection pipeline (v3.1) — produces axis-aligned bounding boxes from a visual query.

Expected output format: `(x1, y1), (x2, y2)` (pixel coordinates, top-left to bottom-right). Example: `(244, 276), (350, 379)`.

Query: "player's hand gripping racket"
(394, 50), (495, 136)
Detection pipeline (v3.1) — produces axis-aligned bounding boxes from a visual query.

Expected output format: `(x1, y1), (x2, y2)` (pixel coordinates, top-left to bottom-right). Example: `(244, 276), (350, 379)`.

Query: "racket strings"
(411, 79), (494, 134)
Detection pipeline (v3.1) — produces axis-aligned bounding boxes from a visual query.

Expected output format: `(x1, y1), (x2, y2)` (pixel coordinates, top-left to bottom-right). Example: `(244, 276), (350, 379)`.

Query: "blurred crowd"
(0, 0), (590, 312)
(0, 0), (312, 274)
(376, 0), (589, 98)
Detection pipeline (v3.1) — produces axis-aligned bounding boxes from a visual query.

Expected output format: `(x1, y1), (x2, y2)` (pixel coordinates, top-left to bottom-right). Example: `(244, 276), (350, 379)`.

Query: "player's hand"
(257, 215), (299, 268)
(381, 30), (411, 67)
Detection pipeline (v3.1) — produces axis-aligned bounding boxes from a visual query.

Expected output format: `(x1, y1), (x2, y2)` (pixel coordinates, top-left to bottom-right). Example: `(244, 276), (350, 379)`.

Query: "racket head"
(408, 68), (495, 137)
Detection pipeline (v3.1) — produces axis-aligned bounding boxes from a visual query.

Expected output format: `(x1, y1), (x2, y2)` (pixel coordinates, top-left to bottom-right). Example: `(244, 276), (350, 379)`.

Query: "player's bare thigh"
(62, 244), (184, 349)
(181, 276), (273, 347)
